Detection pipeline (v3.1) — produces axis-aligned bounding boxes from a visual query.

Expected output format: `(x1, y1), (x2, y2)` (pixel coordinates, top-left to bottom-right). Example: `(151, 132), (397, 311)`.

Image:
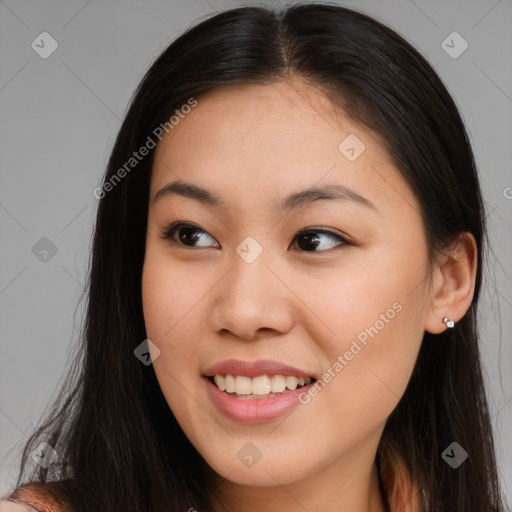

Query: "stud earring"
(442, 317), (455, 328)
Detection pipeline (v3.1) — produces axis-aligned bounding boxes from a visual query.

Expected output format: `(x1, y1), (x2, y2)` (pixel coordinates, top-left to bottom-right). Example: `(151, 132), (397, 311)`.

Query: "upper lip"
(203, 359), (315, 379)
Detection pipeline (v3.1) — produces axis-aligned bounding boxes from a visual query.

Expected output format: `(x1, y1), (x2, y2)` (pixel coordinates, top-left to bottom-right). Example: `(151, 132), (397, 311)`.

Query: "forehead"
(149, 80), (418, 219)
(157, 79), (379, 150)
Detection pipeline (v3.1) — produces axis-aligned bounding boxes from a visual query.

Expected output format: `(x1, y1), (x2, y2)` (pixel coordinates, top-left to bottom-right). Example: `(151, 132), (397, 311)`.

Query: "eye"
(161, 222), (350, 252)
(291, 228), (350, 252)
(160, 222), (220, 248)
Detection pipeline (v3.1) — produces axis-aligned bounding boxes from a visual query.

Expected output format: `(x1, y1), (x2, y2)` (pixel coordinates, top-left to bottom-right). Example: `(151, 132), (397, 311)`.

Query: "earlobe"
(424, 232), (477, 335)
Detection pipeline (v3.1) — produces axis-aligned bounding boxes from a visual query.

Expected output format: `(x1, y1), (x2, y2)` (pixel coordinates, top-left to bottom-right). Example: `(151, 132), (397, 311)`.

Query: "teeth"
(211, 374), (312, 396)
(270, 375), (286, 393)
(224, 375), (236, 393)
(286, 376), (298, 391)
(213, 375), (226, 391)
(252, 375), (271, 394)
(235, 376), (252, 395)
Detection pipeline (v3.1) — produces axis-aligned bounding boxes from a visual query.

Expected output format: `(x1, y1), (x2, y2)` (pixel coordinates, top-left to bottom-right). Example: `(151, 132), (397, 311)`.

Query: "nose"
(210, 248), (296, 341)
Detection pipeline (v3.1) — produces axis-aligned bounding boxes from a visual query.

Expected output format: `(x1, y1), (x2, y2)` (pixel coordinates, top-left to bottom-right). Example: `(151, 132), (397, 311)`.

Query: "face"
(142, 80), (432, 489)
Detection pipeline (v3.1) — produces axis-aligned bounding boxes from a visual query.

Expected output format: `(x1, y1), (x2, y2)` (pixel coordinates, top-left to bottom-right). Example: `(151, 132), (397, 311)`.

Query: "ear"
(424, 232), (478, 334)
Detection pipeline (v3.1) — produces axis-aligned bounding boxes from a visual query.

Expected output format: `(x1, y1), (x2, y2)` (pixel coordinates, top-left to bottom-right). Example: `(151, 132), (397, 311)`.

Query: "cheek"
(141, 246), (212, 427)
(141, 245), (201, 344)
(290, 248), (427, 431)
(140, 225), (430, 473)
(141, 250), (188, 389)
(142, 255), (206, 435)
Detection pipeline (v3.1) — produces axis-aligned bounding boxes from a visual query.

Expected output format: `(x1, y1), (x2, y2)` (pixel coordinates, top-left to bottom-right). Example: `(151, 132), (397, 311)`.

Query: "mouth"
(202, 359), (318, 424)
(207, 374), (316, 400)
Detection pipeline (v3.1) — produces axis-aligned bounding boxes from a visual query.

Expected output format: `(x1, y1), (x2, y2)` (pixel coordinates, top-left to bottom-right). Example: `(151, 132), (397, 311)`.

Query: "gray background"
(1, 0), (511, 506)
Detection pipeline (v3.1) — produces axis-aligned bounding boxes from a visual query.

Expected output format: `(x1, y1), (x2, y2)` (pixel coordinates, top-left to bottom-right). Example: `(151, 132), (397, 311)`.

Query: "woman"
(1, 3), (506, 511)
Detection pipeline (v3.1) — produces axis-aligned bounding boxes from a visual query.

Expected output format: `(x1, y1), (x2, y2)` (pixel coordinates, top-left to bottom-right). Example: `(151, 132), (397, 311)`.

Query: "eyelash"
(160, 222), (352, 252)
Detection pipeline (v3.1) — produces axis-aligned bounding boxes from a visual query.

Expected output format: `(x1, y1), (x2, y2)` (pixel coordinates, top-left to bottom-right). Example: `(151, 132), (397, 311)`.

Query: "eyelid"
(160, 221), (219, 246)
(291, 227), (351, 251)
(160, 221), (199, 239)
(160, 221), (352, 251)
(295, 227), (351, 243)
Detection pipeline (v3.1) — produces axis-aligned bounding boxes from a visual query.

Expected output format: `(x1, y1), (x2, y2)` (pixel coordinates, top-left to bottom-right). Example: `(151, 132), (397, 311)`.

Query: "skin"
(141, 78), (477, 512)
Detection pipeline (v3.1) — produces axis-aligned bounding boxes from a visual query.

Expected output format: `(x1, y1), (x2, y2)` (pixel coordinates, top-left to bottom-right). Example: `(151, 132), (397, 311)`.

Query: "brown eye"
(292, 229), (350, 252)
(161, 222), (220, 248)
(161, 223), (350, 252)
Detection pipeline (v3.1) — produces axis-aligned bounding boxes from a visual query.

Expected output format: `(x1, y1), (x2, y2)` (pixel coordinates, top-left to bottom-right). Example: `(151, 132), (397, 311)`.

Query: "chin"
(204, 448), (313, 487)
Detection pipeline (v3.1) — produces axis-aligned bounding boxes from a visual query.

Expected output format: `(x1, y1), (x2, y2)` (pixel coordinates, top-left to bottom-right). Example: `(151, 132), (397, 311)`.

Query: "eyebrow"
(153, 180), (379, 213)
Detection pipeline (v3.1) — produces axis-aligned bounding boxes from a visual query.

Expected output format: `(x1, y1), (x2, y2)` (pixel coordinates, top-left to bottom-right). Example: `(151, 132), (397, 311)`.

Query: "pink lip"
(203, 358), (314, 379)
(203, 376), (315, 424)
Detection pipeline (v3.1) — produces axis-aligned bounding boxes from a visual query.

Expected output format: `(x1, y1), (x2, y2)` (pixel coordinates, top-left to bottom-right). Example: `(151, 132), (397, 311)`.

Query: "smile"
(203, 359), (317, 423)
(210, 374), (314, 399)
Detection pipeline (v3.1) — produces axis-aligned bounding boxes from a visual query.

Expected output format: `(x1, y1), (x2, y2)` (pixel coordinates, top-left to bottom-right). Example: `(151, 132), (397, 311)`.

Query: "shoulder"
(0, 501), (39, 512)
(0, 481), (70, 512)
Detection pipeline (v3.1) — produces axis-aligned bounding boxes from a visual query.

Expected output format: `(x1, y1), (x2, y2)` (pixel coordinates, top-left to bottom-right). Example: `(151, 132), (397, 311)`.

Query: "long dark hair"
(6, 3), (505, 511)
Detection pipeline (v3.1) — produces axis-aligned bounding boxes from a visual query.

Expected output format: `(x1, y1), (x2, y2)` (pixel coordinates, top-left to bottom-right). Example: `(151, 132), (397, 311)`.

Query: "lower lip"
(203, 376), (314, 424)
